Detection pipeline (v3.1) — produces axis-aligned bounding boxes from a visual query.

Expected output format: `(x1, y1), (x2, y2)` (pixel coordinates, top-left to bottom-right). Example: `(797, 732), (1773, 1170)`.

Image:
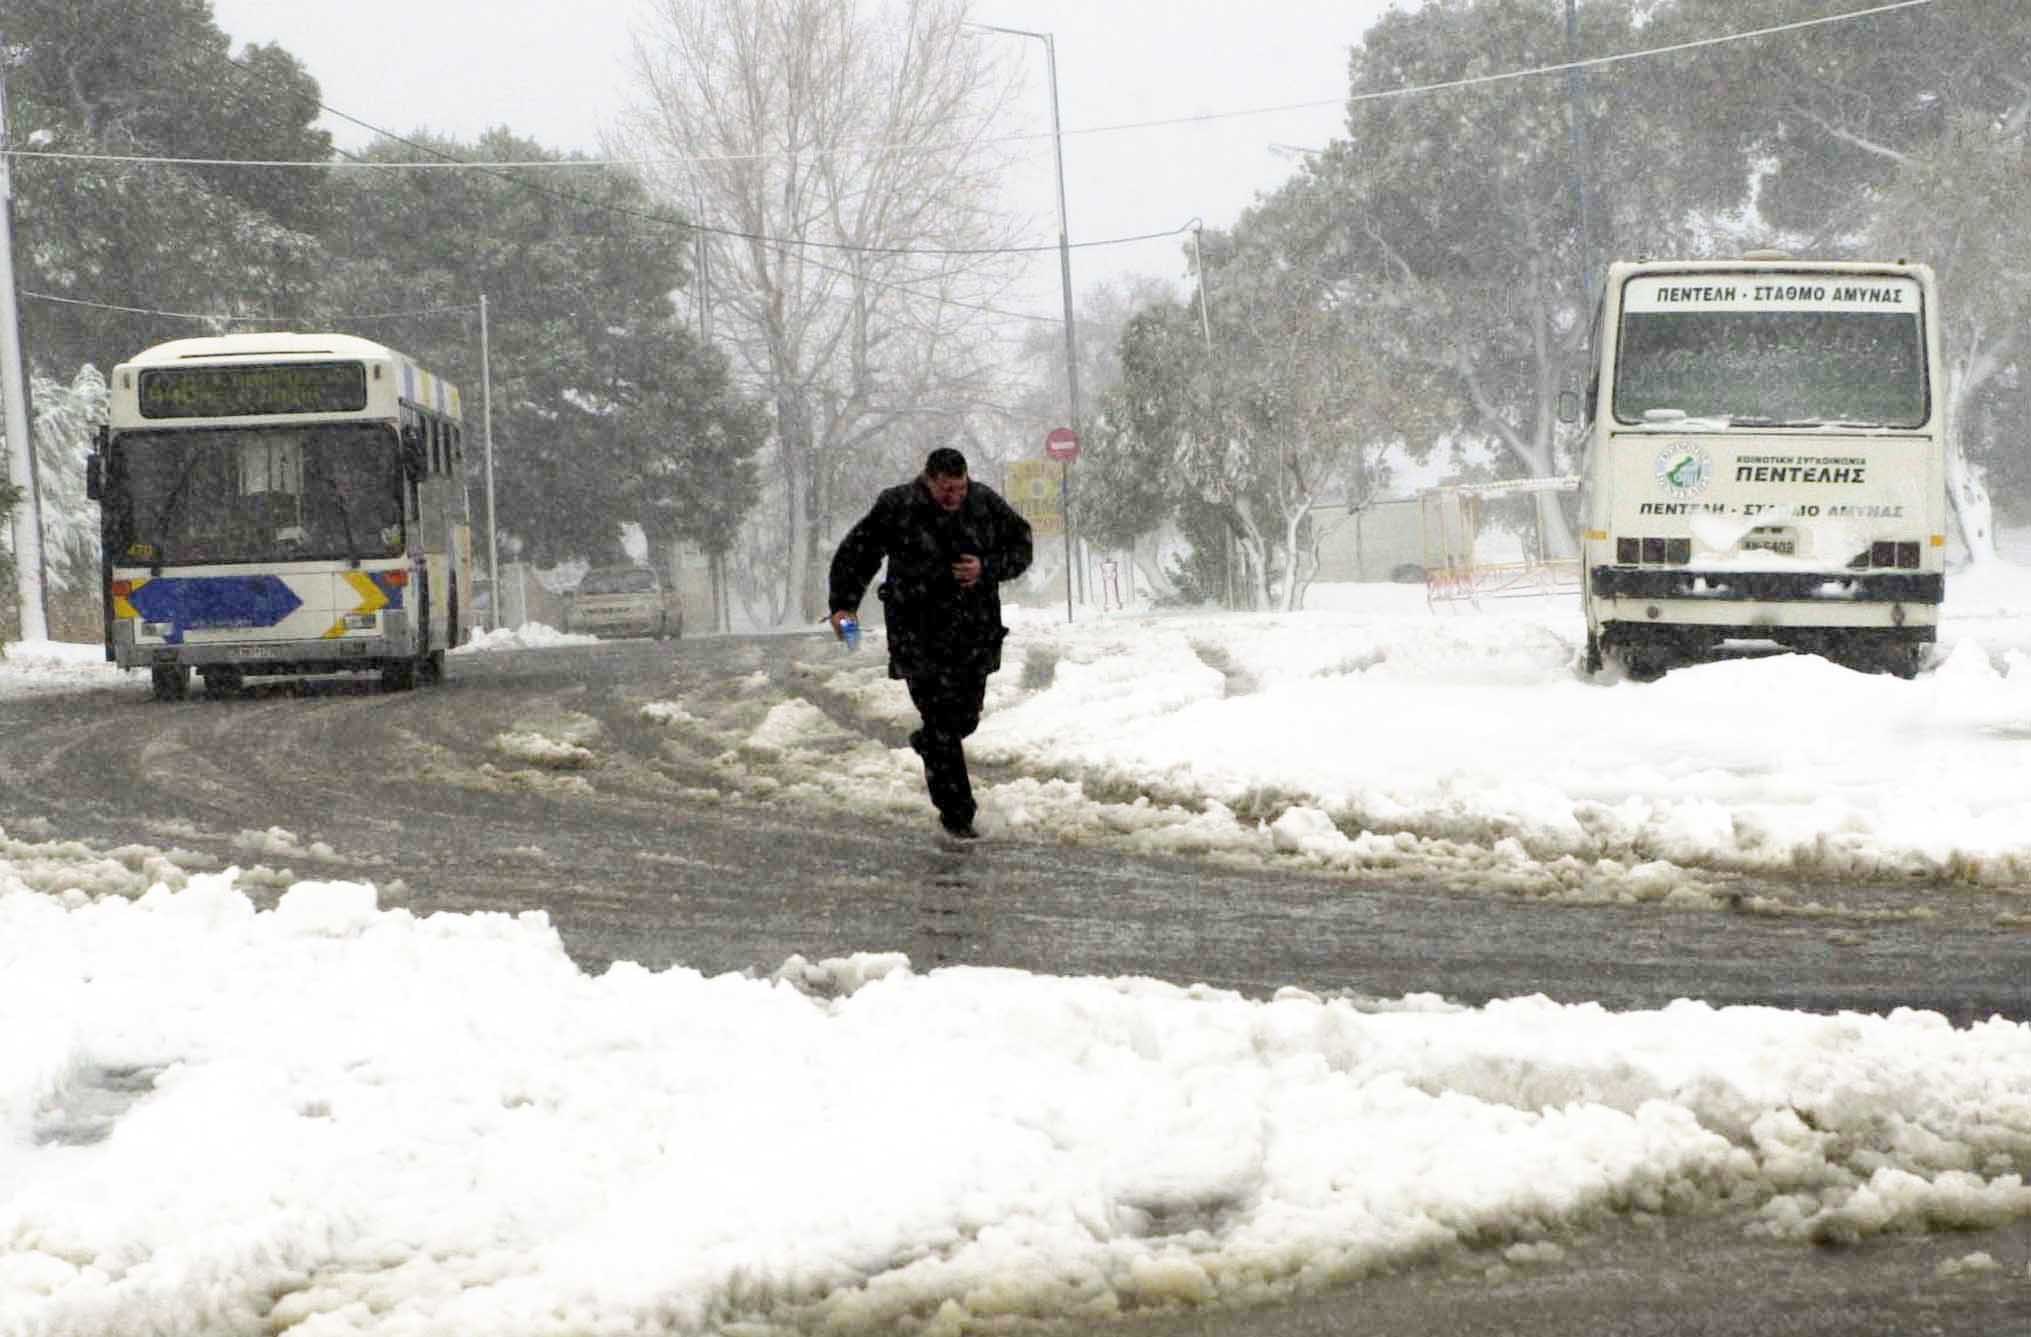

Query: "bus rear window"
(1613, 280), (1926, 428)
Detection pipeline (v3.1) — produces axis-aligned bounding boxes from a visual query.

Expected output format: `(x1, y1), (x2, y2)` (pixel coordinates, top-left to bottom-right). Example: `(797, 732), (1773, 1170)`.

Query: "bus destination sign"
(138, 361), (370, 419)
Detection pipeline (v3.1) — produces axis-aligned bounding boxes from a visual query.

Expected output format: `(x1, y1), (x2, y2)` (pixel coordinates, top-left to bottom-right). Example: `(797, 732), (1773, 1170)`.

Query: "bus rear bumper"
(111, 617), (419, 677)
(1589, 567), (1942, 604)
(1588, 567), (1940, 636)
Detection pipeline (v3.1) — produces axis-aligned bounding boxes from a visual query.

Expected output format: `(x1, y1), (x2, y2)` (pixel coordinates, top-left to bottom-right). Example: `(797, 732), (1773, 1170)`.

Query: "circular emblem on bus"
(1654, 442), (1712, 497)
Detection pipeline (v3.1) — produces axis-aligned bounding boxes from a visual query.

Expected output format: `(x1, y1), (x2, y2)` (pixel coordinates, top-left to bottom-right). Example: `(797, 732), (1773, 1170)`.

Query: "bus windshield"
(109, 423), (405, 566)
(1614, 298), (1926, 429)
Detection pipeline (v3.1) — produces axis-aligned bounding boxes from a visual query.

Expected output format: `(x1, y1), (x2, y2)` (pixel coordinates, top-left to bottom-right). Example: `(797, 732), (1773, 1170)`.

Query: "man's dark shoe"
(939, 815), (979, 840)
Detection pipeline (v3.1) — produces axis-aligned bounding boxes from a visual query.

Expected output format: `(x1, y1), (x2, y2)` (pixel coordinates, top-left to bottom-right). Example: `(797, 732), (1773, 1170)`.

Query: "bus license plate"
(1741, 532), (1796, 555)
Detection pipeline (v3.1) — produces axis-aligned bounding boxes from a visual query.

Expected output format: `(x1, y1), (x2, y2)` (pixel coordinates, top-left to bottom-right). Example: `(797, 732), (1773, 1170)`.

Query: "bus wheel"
(423, 649), (446, 684)
(1867, 641), (1924, 680)
(201, 667), (245, 697)
(1620, 652), (1668, 683)
(1605, 635), (1670, 683)
(1582, 631), (1604, 677)
(150, 665), (191, 702)
(382, 658), (418, 691)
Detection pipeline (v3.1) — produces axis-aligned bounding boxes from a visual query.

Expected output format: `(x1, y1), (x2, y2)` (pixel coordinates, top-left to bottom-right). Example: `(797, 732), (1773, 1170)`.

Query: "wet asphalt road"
(4, 631), (2028, 1335)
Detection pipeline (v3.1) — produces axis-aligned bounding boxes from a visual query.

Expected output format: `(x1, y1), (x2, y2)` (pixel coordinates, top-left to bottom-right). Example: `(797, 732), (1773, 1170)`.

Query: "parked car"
(564, 565), (682, 639)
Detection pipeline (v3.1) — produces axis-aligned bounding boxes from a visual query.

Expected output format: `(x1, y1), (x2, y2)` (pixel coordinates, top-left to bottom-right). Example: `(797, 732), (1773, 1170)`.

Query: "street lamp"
(964, 21), (1081, 621)
(0, 56), (49, 641)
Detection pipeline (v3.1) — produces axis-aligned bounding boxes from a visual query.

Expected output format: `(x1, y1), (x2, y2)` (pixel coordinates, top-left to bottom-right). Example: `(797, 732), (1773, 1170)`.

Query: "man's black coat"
(829, 476), (1035, 680)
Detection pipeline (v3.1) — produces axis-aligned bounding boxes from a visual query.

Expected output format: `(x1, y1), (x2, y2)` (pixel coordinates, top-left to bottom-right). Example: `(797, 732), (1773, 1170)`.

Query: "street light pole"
(1188, 220), (1234, 609)
(480, 293), (498, 630)
(1563, 0), (1594, 305)
(966, 21), (1081, 621)
(0, 53), (49, 642)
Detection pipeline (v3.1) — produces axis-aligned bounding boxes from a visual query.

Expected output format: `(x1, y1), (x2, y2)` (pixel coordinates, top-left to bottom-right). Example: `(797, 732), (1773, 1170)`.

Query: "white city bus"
(1574, 253), (1946, 680)
(87, 332), (475, 700)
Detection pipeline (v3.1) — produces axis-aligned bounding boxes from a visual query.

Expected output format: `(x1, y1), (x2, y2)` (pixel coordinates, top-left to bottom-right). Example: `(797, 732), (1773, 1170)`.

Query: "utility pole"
(1563, 0), (1594, 304)
(0, 51), (50, 642)
(1189, 221), (1234, 611)
(966, 22), (1082, 619)
(481, 294), (499, 630)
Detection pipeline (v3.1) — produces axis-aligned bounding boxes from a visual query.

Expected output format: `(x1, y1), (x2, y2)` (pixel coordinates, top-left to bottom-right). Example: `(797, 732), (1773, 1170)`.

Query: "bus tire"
(1605, 633), (1670, 683)
(1861, 639), (1924, 680)
(1619, 652), (1669, 683)
(150, 665), (191, 702)
(382, 658), (418, 691)
(1582, 631), (1604, 677)
(201, 667), (245, 697)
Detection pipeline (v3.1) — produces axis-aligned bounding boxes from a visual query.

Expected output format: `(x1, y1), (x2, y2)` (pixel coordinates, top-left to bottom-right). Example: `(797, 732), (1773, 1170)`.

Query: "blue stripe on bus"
(127, 576), (305, 642)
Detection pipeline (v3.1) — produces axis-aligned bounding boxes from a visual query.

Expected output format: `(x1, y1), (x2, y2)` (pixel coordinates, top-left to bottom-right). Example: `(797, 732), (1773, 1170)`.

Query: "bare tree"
(621, 0), (1025, 623)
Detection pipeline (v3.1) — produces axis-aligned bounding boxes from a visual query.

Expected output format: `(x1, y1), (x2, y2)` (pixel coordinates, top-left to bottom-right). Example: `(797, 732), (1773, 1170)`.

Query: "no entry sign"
(1044, 427), (1079, 461)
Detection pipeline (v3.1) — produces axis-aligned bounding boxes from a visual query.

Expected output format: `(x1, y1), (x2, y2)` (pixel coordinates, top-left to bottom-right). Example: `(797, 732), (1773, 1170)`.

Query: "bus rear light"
(1616, 537), (1639, 563)
(1665, 538), (1691, 564)
(1641, 537), (1666, 564)
(1865, 541), (1924, 569)
(383, 570), (409, 587)
(112, 579), (137, 598)
(1896, 542), (1920, 568)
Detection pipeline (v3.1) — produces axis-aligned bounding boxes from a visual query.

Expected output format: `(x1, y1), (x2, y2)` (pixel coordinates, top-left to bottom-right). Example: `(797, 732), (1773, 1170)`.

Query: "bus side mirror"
(85, 427), (108, 501)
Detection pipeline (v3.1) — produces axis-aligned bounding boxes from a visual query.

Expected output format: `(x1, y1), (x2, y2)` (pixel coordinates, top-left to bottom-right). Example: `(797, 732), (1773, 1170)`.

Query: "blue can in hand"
(838, 615), (860, 651)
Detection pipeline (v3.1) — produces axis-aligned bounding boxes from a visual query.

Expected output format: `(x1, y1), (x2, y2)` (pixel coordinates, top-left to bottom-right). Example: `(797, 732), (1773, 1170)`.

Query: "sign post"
(1044, 427), (1079, 621)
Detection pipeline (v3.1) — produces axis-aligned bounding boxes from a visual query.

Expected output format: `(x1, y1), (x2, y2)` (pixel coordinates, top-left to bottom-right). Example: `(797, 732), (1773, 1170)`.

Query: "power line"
(6, 0), (1936, 177)
(18, 273), (1064, 331)
(218, 50), (1116, 319)
(1061, 0), (1939, 138)
(9, 0), (1932, 328)
(5, 136), (1198, 259)
(18, 54), (1082, 328)
(16, 289), (480, 324)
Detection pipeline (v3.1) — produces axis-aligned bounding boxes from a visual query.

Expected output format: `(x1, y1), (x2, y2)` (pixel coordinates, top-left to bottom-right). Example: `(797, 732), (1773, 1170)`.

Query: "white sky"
(7, 565), (2031, 1331)
(203, 0), (1372, 309)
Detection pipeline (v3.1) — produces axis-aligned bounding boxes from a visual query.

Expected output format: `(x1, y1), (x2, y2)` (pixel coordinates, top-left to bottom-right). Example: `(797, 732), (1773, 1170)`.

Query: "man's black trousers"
(905, 667), (988, 830)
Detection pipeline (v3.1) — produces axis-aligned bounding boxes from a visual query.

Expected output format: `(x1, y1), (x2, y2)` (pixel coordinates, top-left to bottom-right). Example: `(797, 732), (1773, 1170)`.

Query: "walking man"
(828, 448), (1034, 838)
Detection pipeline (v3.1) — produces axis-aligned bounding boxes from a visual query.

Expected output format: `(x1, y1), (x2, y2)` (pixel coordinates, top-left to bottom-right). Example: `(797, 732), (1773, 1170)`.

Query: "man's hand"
(827, 609), (856, 635)
(951, 554), (983, 588)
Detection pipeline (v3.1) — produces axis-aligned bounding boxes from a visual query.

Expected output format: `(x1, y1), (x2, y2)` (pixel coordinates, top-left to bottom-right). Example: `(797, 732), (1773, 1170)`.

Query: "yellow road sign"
(1006, 458), (1064, 537)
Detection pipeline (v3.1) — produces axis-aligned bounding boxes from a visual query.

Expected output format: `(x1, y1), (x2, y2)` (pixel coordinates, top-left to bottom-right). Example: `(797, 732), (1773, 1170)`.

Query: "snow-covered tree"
(30, 364), (108, 595)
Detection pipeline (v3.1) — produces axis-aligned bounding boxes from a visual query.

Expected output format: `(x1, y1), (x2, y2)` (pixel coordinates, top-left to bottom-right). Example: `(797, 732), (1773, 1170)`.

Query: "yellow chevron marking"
(113, 581), (144, 621)
(323, 571), (390, 638)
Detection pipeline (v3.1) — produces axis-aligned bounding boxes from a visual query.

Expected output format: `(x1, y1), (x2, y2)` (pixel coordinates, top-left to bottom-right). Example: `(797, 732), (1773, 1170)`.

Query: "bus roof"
(119, 332), (411, 367)
(112, 332), (462, 423)
(1606, 256), (1933, 280)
